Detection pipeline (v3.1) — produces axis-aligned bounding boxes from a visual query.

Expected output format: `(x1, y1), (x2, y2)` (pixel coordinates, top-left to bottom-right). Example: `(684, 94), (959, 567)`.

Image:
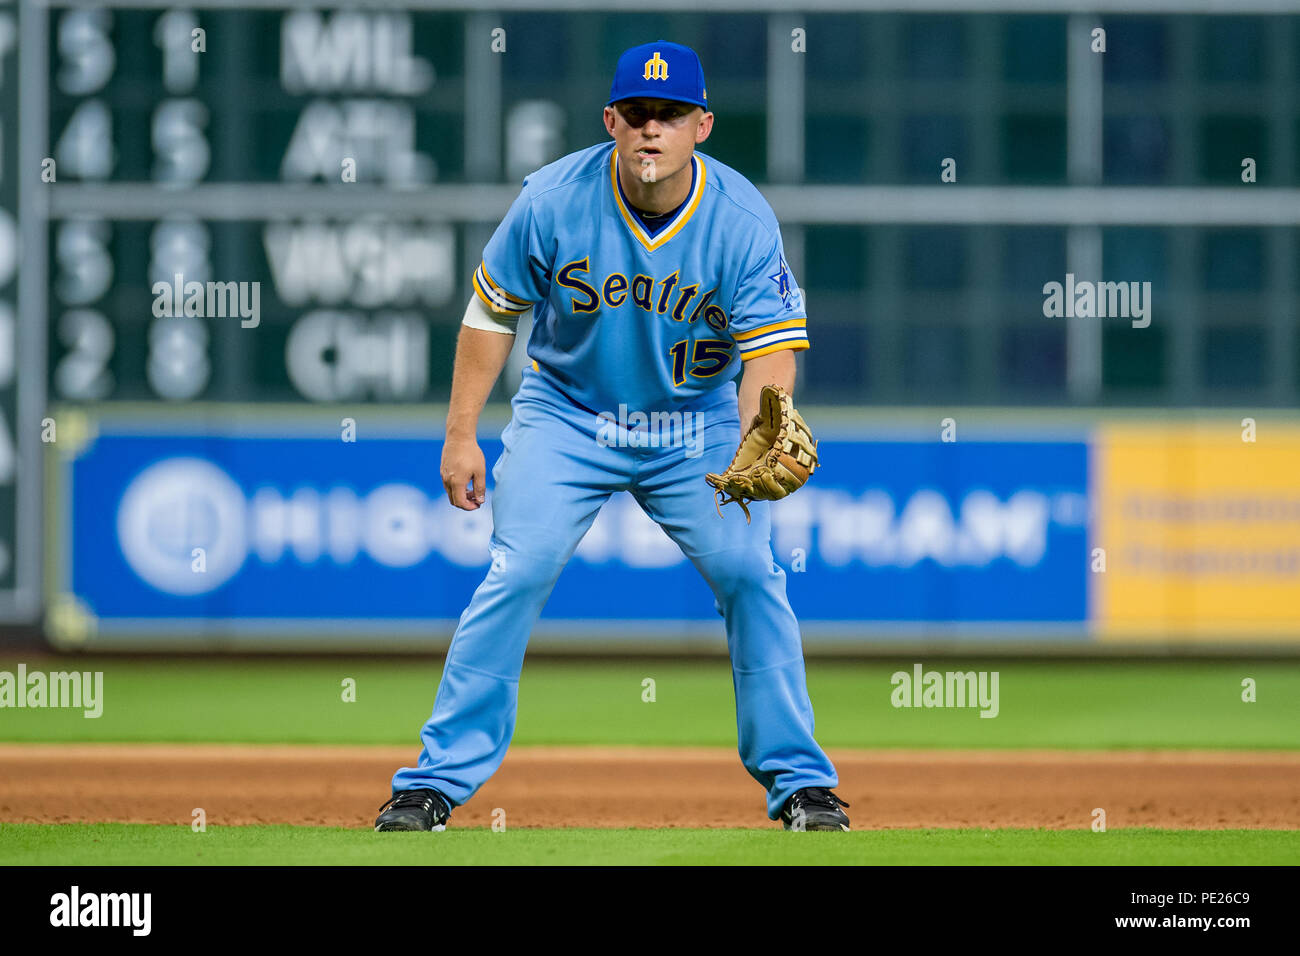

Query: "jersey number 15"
(668, 338), (733, 387)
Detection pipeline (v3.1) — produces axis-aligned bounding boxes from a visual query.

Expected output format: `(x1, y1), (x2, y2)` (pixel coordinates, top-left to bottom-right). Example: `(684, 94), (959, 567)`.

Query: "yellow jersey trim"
(733, 318), (808, 342)
(609, 149), (706, 252)
(478, 263), (531, 307)
(740, 340), (810, 361)
(473, 272), (530, 314)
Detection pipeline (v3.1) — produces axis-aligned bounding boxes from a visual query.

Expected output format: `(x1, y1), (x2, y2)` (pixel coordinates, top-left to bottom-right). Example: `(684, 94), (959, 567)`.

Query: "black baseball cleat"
(375, 788), (452, 832)
(780, 787), (851, 831)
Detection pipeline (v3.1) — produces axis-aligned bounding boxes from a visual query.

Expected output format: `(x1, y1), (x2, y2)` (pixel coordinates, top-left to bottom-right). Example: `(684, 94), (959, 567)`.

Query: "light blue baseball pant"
(392, 367), (837, 820)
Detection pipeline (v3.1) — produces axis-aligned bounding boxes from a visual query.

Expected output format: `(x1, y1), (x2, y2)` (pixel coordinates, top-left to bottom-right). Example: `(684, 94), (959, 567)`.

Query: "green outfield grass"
(1, 823), (1293, 866)
(0, 658), (1296, 749)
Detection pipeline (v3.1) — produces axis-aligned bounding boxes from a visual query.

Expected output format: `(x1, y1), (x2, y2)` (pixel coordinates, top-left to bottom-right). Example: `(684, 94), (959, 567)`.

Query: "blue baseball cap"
(608, 41), (708, 111)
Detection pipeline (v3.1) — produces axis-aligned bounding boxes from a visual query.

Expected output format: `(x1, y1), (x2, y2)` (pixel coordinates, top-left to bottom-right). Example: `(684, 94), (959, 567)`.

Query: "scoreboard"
(43, 5), (491, 405)
(5, 3), (577, 621)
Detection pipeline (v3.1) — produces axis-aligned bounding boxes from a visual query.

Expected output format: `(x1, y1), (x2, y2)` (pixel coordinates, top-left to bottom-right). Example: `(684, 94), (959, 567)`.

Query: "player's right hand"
(441, 436), (488, 511)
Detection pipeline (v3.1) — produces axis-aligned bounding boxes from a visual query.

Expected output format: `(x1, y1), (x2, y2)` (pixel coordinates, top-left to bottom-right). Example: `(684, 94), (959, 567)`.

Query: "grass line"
(0, 659), (1296, 749)
(1, 823), (1295, 866)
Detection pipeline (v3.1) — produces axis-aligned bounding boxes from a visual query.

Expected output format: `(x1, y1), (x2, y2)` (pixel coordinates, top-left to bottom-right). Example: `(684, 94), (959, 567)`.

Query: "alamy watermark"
(1042, 274), (1151, 329)
(0, 664), (103, 718)
(50, 886), (150, 936)
(890, 663), (999, 718)
(152, 272), (261, 328)
(596, 405), (704, 457)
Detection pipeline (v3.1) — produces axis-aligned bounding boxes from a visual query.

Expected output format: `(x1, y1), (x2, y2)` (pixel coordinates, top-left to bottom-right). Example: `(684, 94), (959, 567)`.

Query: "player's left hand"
(704, 384), (819, 522)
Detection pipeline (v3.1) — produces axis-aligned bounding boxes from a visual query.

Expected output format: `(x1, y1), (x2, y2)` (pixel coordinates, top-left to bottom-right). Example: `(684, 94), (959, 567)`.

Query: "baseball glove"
(705, 384), (819, 522)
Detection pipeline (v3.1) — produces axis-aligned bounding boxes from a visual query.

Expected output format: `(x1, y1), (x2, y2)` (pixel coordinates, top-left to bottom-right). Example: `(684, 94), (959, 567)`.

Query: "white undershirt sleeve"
(461, 294), (527, 335)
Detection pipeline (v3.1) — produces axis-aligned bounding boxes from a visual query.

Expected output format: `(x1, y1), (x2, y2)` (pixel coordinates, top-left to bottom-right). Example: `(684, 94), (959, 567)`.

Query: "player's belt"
(531, 362), (730, 421)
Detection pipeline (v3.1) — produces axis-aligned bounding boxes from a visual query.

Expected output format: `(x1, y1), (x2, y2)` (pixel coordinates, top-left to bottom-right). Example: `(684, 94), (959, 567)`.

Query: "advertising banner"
(1093, 423), (1300, 641)
(46, 409), (1091, 648)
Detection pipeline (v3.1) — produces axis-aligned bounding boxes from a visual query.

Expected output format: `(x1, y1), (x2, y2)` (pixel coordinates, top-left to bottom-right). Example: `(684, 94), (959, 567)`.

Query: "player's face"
(604, 98), (713, 184)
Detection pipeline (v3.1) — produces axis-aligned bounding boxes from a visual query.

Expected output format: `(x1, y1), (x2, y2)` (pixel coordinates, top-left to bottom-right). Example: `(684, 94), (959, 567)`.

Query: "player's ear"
(695, 110), (714, 145)
(603, 106), (618, 137)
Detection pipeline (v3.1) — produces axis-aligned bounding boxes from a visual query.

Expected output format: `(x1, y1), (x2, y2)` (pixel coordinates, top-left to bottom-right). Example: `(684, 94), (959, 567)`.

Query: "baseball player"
(376, 41), (849, 832)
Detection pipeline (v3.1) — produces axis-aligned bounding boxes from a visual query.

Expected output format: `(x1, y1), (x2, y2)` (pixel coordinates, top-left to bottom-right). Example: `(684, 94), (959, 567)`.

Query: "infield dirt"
(2, 744), (1297, 829)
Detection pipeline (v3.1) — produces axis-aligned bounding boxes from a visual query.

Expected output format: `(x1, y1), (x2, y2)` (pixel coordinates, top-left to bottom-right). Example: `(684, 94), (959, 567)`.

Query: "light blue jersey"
(472, 142), (809, 414)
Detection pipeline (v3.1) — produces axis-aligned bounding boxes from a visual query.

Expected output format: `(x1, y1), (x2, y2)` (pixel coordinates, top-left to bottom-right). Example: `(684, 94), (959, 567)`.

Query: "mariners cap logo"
(643, 51), (669, 81)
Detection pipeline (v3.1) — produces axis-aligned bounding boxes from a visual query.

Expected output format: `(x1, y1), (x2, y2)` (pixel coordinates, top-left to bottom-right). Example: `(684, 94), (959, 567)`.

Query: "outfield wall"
(42, 405), (1300, 652)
